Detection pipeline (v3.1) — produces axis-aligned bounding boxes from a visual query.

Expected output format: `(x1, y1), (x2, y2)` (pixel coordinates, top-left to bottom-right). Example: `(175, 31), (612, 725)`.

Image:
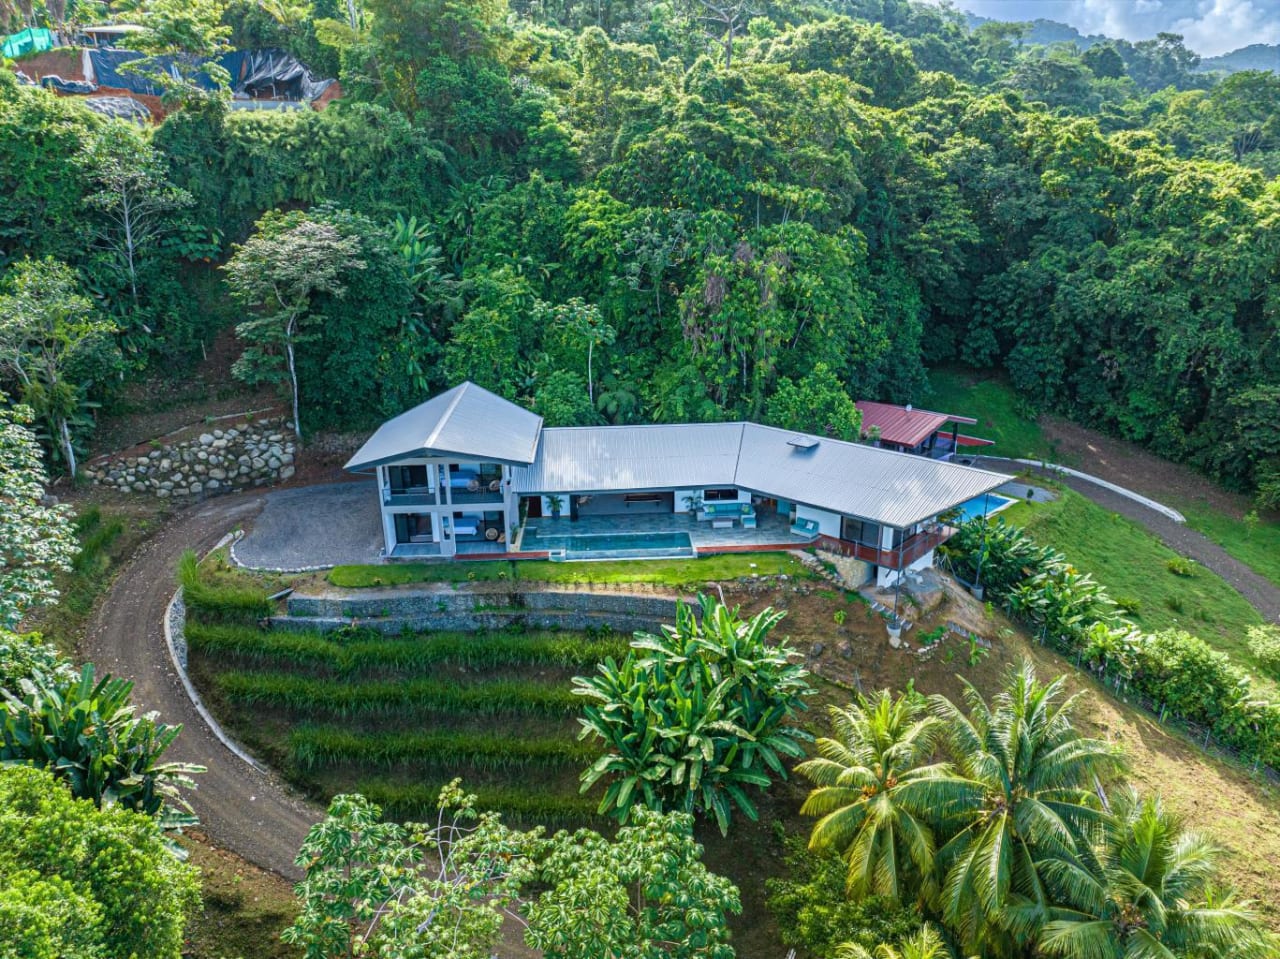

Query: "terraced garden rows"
(186, 619), (629, 825)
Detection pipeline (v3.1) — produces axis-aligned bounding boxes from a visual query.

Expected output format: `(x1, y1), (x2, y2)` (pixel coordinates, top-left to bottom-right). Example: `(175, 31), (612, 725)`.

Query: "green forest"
(3, 0), (1280, 503)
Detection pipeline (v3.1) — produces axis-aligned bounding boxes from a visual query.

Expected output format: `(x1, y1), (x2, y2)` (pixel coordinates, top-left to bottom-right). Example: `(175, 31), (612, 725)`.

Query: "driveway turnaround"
(233, 480), (382, 570)
(84, 492), (318, 879)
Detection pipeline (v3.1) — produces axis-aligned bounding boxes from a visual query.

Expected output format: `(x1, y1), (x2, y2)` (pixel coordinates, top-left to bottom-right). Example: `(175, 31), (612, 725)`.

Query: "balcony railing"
(816, 525), (956, 569)
(383, 487), (438, 507)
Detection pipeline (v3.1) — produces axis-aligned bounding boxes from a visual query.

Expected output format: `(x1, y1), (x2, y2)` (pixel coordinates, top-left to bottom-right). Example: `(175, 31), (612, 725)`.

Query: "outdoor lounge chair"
(790, 517), (820, 537)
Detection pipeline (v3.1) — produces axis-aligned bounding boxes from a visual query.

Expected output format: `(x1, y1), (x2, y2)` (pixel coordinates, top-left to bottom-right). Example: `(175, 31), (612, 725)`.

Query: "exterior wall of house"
(795, 504), (842, 537)
(376, 456), (517, 557)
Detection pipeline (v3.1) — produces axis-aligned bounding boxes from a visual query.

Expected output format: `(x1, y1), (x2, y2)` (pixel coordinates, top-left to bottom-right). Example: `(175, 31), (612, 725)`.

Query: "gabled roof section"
(511, 423), (744, 493)
(344, 382), (543, 471)
(734, 423), (1009, 528)
(856, 401), (978, 448)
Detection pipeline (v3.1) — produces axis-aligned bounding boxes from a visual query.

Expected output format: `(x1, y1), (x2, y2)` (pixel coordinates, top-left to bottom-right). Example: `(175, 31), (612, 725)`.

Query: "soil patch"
(1041, 416), (1253, 519)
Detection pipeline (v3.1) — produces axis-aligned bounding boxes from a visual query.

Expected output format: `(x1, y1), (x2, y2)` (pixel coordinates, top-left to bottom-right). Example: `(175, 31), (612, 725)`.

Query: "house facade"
(346, 383), (1012, 587)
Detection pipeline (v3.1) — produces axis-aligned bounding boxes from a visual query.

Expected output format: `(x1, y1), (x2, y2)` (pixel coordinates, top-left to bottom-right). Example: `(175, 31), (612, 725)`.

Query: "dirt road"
(83, 492), (318, 880)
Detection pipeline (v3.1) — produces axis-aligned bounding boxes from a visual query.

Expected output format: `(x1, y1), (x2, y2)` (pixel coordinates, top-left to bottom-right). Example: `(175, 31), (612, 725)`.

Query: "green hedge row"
(186, 621), (628, 676)
(355, 779), (601, 827)
(288, 725), (597, 773)
(215, 671), (581, 719)
(178, 552), (272, 625)
(943, 521), (1280, 769)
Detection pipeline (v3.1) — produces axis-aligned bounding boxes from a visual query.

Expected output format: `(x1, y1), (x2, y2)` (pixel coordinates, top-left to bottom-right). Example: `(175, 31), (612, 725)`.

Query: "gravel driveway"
(234, 481), (382, 570)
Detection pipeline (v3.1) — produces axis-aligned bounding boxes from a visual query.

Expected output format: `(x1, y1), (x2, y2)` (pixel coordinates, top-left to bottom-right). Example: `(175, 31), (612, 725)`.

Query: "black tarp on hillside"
(87, 47), (334, 102)
(82, 96), (152, 121)
(222, 48), (335, 101)
(42, 75), (98, 94)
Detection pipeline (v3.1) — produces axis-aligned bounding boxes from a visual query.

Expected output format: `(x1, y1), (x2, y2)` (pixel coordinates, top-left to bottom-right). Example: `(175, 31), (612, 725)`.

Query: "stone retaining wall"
(278, 586), (682, 635)
(88, 415), (296, 498)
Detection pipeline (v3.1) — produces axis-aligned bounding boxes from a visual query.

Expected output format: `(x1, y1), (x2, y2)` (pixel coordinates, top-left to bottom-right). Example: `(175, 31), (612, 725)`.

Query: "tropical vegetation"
(796, 663), (1276, 959)
(575, 594), (813, 833)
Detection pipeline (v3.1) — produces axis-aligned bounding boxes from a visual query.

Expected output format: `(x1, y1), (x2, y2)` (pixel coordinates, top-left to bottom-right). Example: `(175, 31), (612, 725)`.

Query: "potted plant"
(682, 492), (704, 514)
(547, 494), (564, 519)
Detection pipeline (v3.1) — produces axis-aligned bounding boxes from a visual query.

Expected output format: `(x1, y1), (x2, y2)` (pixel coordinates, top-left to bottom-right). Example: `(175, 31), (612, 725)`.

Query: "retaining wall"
(276, 586), (683, 635)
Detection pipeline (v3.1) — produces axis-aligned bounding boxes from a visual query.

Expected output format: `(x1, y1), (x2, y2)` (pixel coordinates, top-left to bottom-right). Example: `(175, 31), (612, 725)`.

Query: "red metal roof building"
(855, 401), (994, 459)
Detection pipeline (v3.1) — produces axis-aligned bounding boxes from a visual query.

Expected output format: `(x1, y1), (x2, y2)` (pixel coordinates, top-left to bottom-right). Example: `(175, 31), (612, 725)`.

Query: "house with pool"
(344, 382), (1013, 587)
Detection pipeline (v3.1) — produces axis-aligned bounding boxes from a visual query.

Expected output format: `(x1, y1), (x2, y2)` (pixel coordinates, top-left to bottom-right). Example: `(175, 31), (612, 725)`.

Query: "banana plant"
(575, 595), (812, 834)
(1, 664), (204, 826)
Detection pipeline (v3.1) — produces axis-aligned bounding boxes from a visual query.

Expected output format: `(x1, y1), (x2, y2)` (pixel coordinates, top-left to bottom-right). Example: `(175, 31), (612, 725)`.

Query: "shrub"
(766, 837), (922, 959)
(288, 726), (596, 773)
(178, 551), (271, 624)
(187, 622), (628, 675)
(1166, 556), (1196, 577)
(1247, 625), (1280, 680)
(355, 779), (600, 826)
(576, 595), (813, 834)
(1114, 595), (1142, 615)
(217, 671), (581, 719)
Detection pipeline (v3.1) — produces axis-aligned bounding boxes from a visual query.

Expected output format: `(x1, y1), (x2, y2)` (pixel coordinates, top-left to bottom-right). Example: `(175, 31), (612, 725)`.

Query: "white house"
(345, 382), (1012, 586)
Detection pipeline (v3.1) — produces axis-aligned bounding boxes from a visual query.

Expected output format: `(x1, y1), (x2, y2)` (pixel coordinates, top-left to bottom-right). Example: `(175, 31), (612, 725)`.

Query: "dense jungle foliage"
(3, 0), (1280, 500)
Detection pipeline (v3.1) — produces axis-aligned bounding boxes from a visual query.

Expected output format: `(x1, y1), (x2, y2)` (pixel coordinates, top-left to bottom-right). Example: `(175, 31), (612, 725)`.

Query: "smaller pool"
(524, 528), (696, 562)
(952, 493), (1016, 523)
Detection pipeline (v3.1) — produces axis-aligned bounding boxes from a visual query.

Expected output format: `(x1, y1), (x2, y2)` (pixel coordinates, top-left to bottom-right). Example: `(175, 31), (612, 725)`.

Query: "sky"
(945, 0), (1280, 56)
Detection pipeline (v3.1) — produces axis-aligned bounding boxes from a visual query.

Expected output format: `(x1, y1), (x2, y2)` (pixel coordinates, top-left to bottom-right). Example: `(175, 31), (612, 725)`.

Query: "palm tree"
(797, 690), (970, 906)
(836, 923), (951, 959)
(929, 660), (1124, 956)
(1039, 788), (1276, 959)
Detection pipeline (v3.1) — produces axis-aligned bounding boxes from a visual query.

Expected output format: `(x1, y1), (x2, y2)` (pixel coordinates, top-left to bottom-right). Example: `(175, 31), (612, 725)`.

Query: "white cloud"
(955, 0), (1280, 55)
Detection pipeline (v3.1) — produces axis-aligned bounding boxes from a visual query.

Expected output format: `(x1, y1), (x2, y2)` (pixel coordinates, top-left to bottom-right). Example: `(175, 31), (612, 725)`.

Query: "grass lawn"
(1180, 503), (1280, 592)
(327, 551), (814, 589)
(1001, 490), (1266, 672)
(925, 366), (1055, 461)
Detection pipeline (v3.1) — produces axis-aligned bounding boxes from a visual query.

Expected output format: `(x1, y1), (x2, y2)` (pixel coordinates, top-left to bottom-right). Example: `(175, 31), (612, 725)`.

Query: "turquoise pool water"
(953, 493), (1016, 523)
(524, 528), (695, 561)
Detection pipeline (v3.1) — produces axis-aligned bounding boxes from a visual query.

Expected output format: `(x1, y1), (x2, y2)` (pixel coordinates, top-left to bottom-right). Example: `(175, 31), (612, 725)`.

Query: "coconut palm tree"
(929, 660), (1124, 956)
(836, 923), (951, 959)
(798, 690), (970, 906)
(1039, 788), (1276, 959)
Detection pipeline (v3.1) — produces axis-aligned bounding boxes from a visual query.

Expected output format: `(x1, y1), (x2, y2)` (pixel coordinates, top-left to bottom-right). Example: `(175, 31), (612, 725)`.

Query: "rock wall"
(278, 585), (683, 635)
(89, 415), (296, 498)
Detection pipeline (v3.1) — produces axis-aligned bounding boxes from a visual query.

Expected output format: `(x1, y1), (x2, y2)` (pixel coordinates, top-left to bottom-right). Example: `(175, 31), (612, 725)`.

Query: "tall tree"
(0, 258), (118, 476)
(550, 297), (614, 404)
(798, 690), (964, 905)
(1040, 789), (1275, 959)
(929, 661), (1124, 956)
(225, 210), (367, 443)
(79, 122), (193, 311)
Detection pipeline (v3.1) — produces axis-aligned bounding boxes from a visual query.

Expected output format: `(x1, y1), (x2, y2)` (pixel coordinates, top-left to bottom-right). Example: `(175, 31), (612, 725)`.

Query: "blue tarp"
(2, 27), (55, 59)
(87, 48), (217, 96)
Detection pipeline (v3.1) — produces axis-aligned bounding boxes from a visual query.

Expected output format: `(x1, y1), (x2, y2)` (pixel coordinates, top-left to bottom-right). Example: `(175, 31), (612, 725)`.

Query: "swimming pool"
(952, 493), (1016, 523)
(524, 528), (696, 561)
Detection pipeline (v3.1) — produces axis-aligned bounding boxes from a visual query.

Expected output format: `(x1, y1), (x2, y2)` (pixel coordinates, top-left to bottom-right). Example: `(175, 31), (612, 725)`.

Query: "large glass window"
(840, 517), (881, 547)
(393, 513), (434, 544)
(704, 488), (739, 502)
(388, 465), (431, 493)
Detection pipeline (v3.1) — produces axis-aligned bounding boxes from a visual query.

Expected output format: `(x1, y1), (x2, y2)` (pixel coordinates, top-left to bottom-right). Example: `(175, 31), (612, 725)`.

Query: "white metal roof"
(352, 385), (1012, 527)
(734, 423), (1010, 528)
(511, 423), (743, 493)
(344, 382), (543, 471)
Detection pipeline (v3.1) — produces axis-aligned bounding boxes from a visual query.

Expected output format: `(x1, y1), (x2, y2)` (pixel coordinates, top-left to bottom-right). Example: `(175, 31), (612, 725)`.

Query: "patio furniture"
(699, 502), (756, 522)
(453, 517), (481, 537)
(711, 518), (735, 529)
(484, 527), (500, 540)
(790, 517), (820, 537)
(742, 514), (757, 529)
(488, 479), (501, 493)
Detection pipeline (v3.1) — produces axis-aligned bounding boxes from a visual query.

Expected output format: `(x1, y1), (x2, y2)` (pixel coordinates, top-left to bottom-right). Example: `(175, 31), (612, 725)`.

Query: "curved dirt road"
(84, 492), (317, 880)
